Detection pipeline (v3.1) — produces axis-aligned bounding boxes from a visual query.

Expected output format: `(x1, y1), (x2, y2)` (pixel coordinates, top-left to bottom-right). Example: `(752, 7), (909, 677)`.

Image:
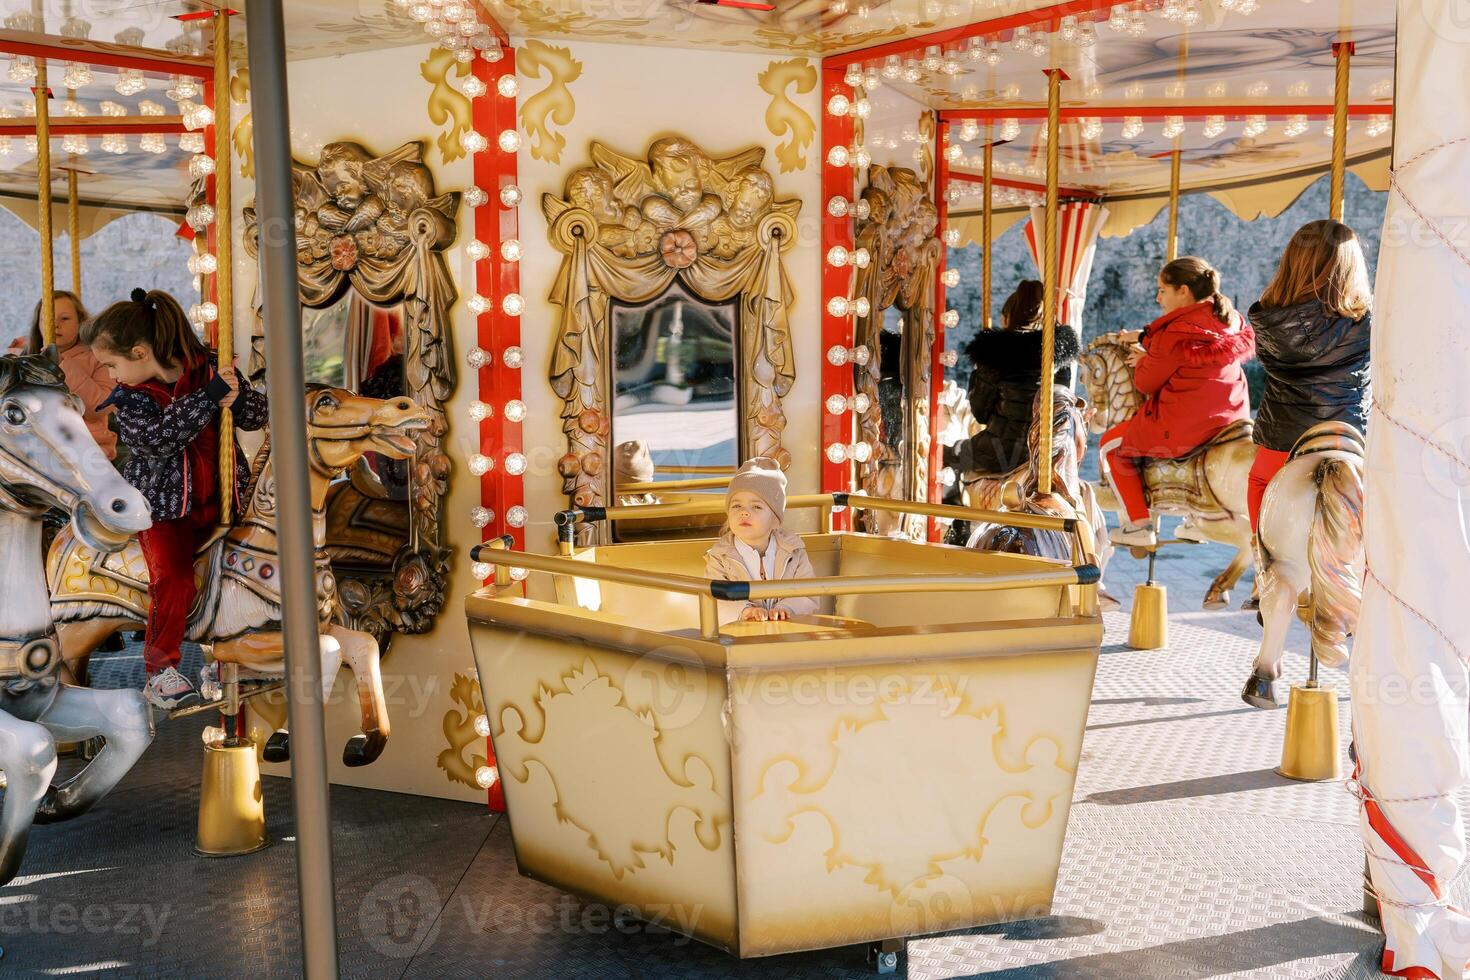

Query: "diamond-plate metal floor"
(0, 535), (1428, 978)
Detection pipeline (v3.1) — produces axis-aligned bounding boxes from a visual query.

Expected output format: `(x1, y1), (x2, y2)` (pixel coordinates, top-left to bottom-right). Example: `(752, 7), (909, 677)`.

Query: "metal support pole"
(35, 60), (53, 347)
(1329, 42), (1354, 222)
(243, 2), (339, 976)
(1166, 149), (1181, 261)
(981, 132), (993, 330)
(214, 9), (236, 523)
(67, 168), (79, 296)
(1038, 67), (1065, 495)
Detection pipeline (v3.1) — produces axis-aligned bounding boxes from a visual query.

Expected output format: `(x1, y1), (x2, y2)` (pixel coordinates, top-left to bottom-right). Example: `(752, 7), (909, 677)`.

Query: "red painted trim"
(825, 0), (1132, 69)
(938, 103), (1392, 122)
(697, 0), (777, 8)
(1381, 949), (1441, 980)
(0, 120), (187, 136)
(174, 9), (239, 22)
(820, 64), (855, 529)
(0, 36), (212, 79)
(469, 2), (512, 49)
(929, 120), (948, 542)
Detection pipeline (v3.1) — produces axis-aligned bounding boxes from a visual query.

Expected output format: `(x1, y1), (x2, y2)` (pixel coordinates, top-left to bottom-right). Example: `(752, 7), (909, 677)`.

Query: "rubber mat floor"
(0, 532), (1429, 978)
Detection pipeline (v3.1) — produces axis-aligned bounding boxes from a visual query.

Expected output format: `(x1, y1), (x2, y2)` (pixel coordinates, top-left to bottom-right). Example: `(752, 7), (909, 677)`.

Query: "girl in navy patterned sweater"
(84, 288), (268, 708)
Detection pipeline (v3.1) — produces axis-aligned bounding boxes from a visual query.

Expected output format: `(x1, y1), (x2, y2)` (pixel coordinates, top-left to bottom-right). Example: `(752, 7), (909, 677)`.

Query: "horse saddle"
(1140, 419), (1254, 516)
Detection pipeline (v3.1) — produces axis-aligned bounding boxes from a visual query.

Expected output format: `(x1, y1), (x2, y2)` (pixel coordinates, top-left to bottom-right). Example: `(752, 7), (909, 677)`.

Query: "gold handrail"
(616, 476), (731, 493)
(657, 464), (737, 475)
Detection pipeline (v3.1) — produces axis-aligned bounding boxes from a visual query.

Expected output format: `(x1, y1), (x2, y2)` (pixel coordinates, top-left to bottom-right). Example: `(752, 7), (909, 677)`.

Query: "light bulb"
(826, 443), (849, 464)
(923, 45), (942, 71)
(826, 345), (850, 367)
(1122, 116), (1144, 139)
(497, 74), (519, 97)
(504, 399), (527, 423)
(1162, 116), (1185, 139)
(8, 56), (36, 83)
(882, 54), (902, 79)
(851, 441), (873, 463)
(467, 239), (490, 261)
(852, 148), (871, 169)
(468, 294), (492, 315)
(469, 401), (492, 421)
(853, 199), (872, 220)
(942, 268), (960, 288)
(474, 765), (499, 788)
(462, 76), (487, 98)
(1076, 22), (1097, 47)
(1081, 117), (1103, 140)
(498, 129), (521, 152)
(480, 44), (505, 62)
(1203, 116), (1226, 138)
(187, 204), (216, 229)
(473, 714), (492, 737)
(985, 40), (1003, 65)
(509, 567), (529, 582)
(850, 345), (871, 366)
(854, 99), (871, 119)
(469, 454), (494, 476)
(471, 562), (492, 580)
(466, 346), (492, 369)
(943, 229), (960, 247)
(902, 62), (922, 83)
(827, 145), (850, 167)
(827, 94), (850, 116)
(945, 144), (964, 163)
(827, 246), (850, 267)
(862, 68), (881, 91)
(500, 239), (523, 262)
(827, 296), (851, 317)
(1001, 118), (1020, 141)
(198, 302), (219, 323)
(940, 467), (957, 487)
(506, 505), (528, 527)
(504, 453), (528, 476)
(826, 393), (849, 415)
(499, 184), (523, 207)
(465, 186), (488, 208)
(462, 131), (488, 153)
(852, 393), (872, 413)
(1059, 14), (1078, 39)
(959, 120), (980, 142)
(189, 153), (216, 178)
(63, 62), (92, 89)
(853, 297), (871, 318)
(425, 19), (449, 37)
(826, 196), (850, 218)
(501, 293), (524, 316)
(502, 346), (524, 369)
(62, 134), (90, 155)
(187, 253), (218, 275)
(853, 248), (871, 268)
(844, 65), (862, 87)
(471, 506), (494, 528)
(941, 309), (960, 328)
(141, 134), (166, 154)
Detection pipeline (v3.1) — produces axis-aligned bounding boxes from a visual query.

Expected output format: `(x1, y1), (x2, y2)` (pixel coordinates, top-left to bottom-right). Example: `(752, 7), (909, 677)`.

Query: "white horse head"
(0, 352), (150, 550)
(1077, 332), (1145, 435)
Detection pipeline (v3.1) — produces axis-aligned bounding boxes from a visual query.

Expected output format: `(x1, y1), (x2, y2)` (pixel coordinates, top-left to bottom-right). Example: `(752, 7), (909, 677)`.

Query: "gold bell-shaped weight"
(1128, 582), (1168, 649)
(1278, 681), (1341, 781)
(195, 731), (269, 857)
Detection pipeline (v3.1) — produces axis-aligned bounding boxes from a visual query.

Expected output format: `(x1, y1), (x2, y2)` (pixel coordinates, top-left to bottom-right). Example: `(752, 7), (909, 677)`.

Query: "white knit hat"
(725, 457), (787, 522)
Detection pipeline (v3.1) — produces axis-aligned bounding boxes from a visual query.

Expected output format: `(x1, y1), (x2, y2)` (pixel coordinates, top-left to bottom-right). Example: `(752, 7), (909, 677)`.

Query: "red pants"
(1099, 422), (1154, 523)
(1247, 447), (1290, 532)
(138, 502), (218, 675)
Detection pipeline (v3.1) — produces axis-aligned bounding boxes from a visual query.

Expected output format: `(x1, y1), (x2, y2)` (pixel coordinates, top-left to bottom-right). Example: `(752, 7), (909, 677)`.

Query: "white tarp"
(1352, 1), (1470, 975)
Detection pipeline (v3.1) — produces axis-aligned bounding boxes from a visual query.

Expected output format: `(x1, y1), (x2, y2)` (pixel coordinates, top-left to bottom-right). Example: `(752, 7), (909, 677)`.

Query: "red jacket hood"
(1145, 301), (1255, 367)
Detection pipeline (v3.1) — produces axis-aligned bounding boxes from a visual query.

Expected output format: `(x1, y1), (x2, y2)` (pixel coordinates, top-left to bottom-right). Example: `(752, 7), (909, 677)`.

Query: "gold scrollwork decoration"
(230, 65), (253, 180)
(518, 39), (582, 165)
(758, 57), (817, 173)
(438, 671), (489, 789)
(420, 46), (475, 166)
(543, 137), (802, 538)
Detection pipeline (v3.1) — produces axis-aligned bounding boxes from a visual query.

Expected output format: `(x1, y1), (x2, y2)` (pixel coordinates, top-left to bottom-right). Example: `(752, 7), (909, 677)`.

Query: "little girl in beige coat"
(704, 458), (818, 625)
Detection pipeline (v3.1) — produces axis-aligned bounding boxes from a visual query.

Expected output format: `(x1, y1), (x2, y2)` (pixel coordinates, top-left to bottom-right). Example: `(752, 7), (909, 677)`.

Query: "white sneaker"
(144, 666), (199, 710)
(1174, 518), (1210, 544)
(1109, 521), (1158, 548)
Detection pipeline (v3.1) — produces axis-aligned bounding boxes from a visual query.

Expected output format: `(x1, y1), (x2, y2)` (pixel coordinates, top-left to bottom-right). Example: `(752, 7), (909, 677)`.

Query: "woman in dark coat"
(1246, 219), (1372, 530)
(945, 280), (1081, 476)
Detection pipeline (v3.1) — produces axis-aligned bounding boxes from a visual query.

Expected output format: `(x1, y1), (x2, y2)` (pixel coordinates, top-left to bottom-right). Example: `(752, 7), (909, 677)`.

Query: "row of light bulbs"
(824, 84), (873, 475)
(392, 0), (503, 64)
(940, 112), (1389, 156)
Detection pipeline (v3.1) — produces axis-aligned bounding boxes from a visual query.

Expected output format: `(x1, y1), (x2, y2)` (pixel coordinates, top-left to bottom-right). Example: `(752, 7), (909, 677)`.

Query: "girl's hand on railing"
(739, 604), (769, 622)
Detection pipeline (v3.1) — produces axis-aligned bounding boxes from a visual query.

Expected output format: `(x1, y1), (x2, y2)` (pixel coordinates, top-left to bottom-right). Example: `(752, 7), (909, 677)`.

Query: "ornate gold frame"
(851, 165), (942, 537)
(244, 139), (458, 640)
(542, 136), (801, 539)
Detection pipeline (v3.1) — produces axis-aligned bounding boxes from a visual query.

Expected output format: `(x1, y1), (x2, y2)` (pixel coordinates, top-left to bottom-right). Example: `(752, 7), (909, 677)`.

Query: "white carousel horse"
(0, 352), (154, 885)
(46, 386), (429, 767)
(1241, 422), (1366, 708)
(1078, 331), (1256, 609)
(968, 386), (1115, 592)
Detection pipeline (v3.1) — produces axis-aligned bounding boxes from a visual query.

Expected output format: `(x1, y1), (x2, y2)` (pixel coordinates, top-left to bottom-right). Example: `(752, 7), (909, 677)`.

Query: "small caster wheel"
(866, 941), (900, 974)
(1129, 545), (1149, 560)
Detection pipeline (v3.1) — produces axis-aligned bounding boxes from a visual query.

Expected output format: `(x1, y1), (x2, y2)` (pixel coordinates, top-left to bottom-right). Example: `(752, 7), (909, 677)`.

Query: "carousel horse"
(1078, 331), (1256, 610)
(46, 386), (429, 767)
(1241, 422), (1366, 708)
(0, 352), (154, 886)
(968, 386), (1115, 588)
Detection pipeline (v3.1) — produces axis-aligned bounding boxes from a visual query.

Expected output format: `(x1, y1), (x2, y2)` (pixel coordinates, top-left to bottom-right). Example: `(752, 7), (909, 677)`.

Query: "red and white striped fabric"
(1022, 202), (1109, 329)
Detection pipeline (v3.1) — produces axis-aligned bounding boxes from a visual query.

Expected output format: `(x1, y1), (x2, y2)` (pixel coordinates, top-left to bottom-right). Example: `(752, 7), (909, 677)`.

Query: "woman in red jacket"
(1101, 256), (1255, 547)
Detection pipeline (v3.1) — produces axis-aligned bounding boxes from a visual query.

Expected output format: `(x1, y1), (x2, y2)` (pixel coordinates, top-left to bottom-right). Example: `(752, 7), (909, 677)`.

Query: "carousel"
(0, 0), (1461, 977)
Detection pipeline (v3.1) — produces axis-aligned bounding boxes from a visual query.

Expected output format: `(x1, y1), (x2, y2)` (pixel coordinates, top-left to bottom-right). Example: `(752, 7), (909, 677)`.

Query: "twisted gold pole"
(67, 167), (80, 296)
(215, 10), (236, 524)
(1038, 68), (1064, 495)
(35, 60), (54, 347)
(1167, 147), (1181, 261)
(1329, 42), (1353, 222)
(982, 131), (993, 330)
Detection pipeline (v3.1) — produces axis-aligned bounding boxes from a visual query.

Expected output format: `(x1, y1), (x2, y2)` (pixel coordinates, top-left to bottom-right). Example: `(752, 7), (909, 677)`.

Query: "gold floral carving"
(420, 46), (474, 166)
(916, 110), (936, 185)
(750, 689), (1072, 897)
(518, 40), (582, 165)
(758, 58), (817, 173)
(230, 66), (253, 180)
(438, 672), (489, 789)
(243, 140), (458, 638)
(543, 136), (801, 538)
(851, 166), (941, 538)
(495, 658), (723, 879)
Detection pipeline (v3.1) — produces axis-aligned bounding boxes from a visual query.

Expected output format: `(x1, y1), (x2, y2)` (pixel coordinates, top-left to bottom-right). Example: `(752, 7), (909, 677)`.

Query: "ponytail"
(1161, 257), (1235, 326)
(81, 288), (211, 369)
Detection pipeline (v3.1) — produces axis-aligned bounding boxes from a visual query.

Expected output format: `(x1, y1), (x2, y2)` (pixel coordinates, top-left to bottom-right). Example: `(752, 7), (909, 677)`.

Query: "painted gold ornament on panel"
(420, 46), (474, 166)
(758, 57), (817, 173)
(438, 672), (489, 789)
(519, 39), (583, 165)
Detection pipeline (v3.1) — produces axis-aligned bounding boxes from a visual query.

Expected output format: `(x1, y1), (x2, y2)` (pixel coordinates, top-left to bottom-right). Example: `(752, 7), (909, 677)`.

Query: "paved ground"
(0, 529), (1419, 979)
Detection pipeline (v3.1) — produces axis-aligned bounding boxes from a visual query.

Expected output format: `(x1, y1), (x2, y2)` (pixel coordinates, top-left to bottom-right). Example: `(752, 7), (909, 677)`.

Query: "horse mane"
(1020, 384), (1084, 512)
(0, 352), (67, 399)
(1079, 334), (1145, 428)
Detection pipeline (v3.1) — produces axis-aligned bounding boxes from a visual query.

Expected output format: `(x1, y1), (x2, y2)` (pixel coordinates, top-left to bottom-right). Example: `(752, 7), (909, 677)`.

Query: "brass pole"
(215, 9), (236, 524)
(1166, 148), (1182, 261)
(67, 168), (80, 296)
(981, 131), (994, 330)
(1329, 42), (1353, 222)
(35, 61), (54, 347)
(1038, 68), (1064, 495)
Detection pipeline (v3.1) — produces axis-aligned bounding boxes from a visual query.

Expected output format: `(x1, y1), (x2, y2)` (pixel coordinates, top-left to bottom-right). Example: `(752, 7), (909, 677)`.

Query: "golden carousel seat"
(1153, 417), (1254, 464)
(464, 495), (1103, 959)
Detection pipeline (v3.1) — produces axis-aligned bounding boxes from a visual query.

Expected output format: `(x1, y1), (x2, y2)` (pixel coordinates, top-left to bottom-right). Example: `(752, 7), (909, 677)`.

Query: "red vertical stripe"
(820, 64), (855, 529)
